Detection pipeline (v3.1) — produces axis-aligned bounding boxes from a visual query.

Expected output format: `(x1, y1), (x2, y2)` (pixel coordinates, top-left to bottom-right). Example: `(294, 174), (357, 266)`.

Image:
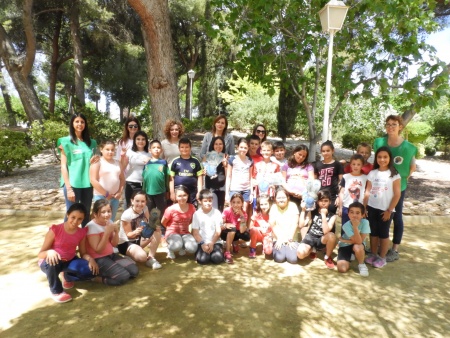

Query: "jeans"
(63, 185), (93, 227)
(40, 257), (95, 294)
(93, 195), (120, 221)
(196, 244), (224, 265)
(393, 190), (406, 245)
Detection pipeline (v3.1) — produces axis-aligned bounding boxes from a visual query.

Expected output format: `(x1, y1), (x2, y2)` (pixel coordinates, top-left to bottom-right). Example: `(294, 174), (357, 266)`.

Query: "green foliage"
(182, 117), (212, 133)
(0, 130), (35, 176)
(424, 137), (437, 156)
(78, 106), (122, 145)
(29, 120), (67, 161)
(0, 96), (28, 126)
(404, 121), (433, 144)
(342, 130), (378, 151)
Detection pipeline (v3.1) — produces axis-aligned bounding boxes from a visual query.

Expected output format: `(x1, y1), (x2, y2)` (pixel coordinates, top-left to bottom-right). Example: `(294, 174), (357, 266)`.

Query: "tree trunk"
(185, 74), (192, 119)
(0, 68), (17, 126)
(277, 75), (300, 141)
(48, 11), (63, 115)
(69, 0), (85, 106)
(128, 0), (180, 140)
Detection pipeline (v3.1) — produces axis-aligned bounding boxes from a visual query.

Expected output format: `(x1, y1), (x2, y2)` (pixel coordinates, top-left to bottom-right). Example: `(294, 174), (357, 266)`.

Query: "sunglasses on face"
(128, 124), (139, 129)
(256, 129), (266, 134)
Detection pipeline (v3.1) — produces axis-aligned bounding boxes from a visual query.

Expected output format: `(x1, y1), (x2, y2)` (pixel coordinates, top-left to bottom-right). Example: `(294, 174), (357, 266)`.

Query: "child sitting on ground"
(192, 189), (224, 265)
(337, 202), (371, 277)
(38, 203), (99, 303)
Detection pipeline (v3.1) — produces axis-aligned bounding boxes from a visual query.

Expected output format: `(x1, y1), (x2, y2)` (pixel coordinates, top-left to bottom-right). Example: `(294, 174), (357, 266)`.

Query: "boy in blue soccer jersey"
(169, 138), (204, 206)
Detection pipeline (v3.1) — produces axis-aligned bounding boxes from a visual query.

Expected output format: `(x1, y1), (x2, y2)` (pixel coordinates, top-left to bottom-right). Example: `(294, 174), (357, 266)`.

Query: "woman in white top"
(116, 116), (141, 161)
(161, 119), (184, 165)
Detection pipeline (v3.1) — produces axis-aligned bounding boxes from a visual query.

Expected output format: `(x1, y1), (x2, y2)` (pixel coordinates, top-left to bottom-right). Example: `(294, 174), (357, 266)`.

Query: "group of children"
(40, 123), (403, 303)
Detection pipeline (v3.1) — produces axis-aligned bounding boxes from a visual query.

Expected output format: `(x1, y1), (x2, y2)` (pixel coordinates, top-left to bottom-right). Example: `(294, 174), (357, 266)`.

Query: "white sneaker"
(166, 250), (176, 259)
(178, 249), (186, 256)
(146, 258), (162, 270)
(358, 263), (369, 277)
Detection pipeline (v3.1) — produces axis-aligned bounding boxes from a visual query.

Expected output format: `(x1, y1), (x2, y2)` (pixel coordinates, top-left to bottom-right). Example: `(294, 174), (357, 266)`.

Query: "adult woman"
(199, 115), (235, 159)
(161, 119), (184, 165)
(57, 113), (97, 226)
(116, 116), (141, 160)
(373, 115), (417, 262)
(252, 123), (267, 143)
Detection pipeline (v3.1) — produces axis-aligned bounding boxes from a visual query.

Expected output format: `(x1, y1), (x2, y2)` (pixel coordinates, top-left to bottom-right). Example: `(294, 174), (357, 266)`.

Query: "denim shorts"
(229, 190), (251, 202)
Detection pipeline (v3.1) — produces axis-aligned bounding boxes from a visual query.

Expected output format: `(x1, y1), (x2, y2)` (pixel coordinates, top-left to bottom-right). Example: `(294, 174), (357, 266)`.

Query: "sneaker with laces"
(232, 242), (240, 254)
(224, 251), (234, 264)
(248, 247), (256, 259)
(358, 263), (369, 277)
(51, 291), (72, 303)
(62, 273), (74, 289)
(365, 253), (378, 266)
(167, 250), (176, 259)
(386, 249), (399, 262)
(309, 252), (317, 260)
(325, 257), (335, 269)
(178, 249), (186, 256)
(373, 257), (387, 268)
(146, 258), (162, 270)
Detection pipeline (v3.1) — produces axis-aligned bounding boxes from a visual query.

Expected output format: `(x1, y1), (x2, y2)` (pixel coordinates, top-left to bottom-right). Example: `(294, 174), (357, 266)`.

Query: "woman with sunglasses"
(252, 124), (267, 155)
(116, 116), (141, 161)
(199, 115), (235, 159)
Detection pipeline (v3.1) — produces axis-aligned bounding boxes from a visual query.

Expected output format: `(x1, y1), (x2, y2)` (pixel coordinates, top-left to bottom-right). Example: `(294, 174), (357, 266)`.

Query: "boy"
(336, 202), (370, 277)
(271, 141), (287, 167)
(252, 141), (280, 200)
(343, 142), (373, 175)
(248, 135), (263, 164)
(192, 189), (224, 264)
(169, 138), (203, 206)
(338, 154), (367, 228)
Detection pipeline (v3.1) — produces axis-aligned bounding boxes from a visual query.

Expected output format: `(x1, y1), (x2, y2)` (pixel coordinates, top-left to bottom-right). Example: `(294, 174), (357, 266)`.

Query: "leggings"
(95, 254), (139, 286)
(167, 234), (198, 254)
(392, 189), (406, 245)
(196, 244), (224, 265)
(273, 241), (299, 264)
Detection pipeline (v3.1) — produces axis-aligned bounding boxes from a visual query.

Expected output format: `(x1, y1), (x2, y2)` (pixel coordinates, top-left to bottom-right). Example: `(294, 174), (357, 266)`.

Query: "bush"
(341, 130), (377, 151)
(423, 137), (437, 156)
(182, 117), (212, 133)
(404, 121), (432, 144)
(0, 129), (36, 176)
(30, 120), (67, 161)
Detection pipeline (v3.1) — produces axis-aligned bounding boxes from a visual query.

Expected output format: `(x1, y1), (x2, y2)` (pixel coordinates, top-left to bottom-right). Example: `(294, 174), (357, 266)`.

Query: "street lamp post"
(187, 69), (195, 120)
(318, 0), (349, 143)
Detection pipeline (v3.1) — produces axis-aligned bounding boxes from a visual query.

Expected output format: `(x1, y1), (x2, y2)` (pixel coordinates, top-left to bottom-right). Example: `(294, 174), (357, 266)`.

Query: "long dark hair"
(119, 116), (141, 146)
(252, 123), (267, 142)
(287, 144), (309, 168)
(373, 146), (398, 177)
(69, 113), (91, 146)
(131, 131), (149, 152)
(208, 136), (225, 152)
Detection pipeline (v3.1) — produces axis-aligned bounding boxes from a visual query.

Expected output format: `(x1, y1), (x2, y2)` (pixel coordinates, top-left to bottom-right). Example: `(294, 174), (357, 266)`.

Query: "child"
(118, 191), (162, 269)
(252, 141), (280, 200)
(90, 140), (125, 221)
(142, 139), (170, 214)
(170, 138), (203, 205)
(203, 136), (227, 212)
(221, 193), (250, 263)
(297, 191), (337, 269)
(248, 135), (263, 164)
(225, 138), (253, 210)
(248, 194), (273, 258)
(337, 202), (371, 277)
(270, 187), (299, 264)
(314, 140), (344, 214)
(338, 154), (368, 228)
(282, 144), (315, 206)
(161, 185), (197, 259)
(271, 141), (287, 167)
(38, 203), (98, 303)
(121, 131), (150, 207)
(192, 189), (224, 265)
(363, 146), (401, 268)
(344, 142), (373, 175)
(86, 199), (139, 285)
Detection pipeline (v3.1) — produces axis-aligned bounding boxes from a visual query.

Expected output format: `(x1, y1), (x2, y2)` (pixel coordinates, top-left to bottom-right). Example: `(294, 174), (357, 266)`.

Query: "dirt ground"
(1, 215), (449, 338)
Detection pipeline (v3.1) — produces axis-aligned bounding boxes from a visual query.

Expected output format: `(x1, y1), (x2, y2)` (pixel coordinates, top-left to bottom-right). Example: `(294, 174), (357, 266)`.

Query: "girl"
(248, 194), (273, 258)
(90, 140), (125, 221)
(203, 136), (227, 212)
(121, 131), (150, 207)
(363, 146), (401, 269)
(373, 115), (417, 261)
(282, 144), (315, 206)
(116, 116), (141, 161)
(200, 115), (235, 159)
(269, 187), (299, 264)
(297, 191), (337, 269)
(221, 193), (250, 264)
(57, 113), (97, 227)
(161, 119), (184, 165)
(314, 140), (344, 214)
(161, 185), (197, 259)
(225, 138), (253, 210)
(38, 203), (98, 303)
(86, 199), (139, 285)
(118, 191), (162, 269)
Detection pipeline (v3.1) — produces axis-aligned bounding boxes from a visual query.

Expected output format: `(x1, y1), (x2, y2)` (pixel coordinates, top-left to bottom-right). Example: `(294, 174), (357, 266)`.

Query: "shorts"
(301, 233), (325, 251)
(337, 243), (367, 262)
(117, 240), (139, 255)
(220, 229), (251, 242)
(229, 190), (251, 202)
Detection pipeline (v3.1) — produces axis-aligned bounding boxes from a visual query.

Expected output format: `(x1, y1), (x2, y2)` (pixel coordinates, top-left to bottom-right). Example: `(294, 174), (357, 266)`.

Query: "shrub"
(341, 130), (377, 151)
(0, 129), (35, 176)
(30, 120), (67, 161)
(404, 121), (432, 144)
(423, 137), (437, 156)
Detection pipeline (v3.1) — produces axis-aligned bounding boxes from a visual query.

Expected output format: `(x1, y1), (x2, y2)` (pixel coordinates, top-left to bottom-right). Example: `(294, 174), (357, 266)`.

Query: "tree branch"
(21, 0), (37, 78)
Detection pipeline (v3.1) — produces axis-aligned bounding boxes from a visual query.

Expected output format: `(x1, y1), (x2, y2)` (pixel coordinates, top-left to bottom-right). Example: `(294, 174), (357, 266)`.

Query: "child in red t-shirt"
(249, 194), (273, 258)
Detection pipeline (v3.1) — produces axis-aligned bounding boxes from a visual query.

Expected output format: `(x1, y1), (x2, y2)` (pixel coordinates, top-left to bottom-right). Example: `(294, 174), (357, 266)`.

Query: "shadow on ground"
(1, 216), (449, 337)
